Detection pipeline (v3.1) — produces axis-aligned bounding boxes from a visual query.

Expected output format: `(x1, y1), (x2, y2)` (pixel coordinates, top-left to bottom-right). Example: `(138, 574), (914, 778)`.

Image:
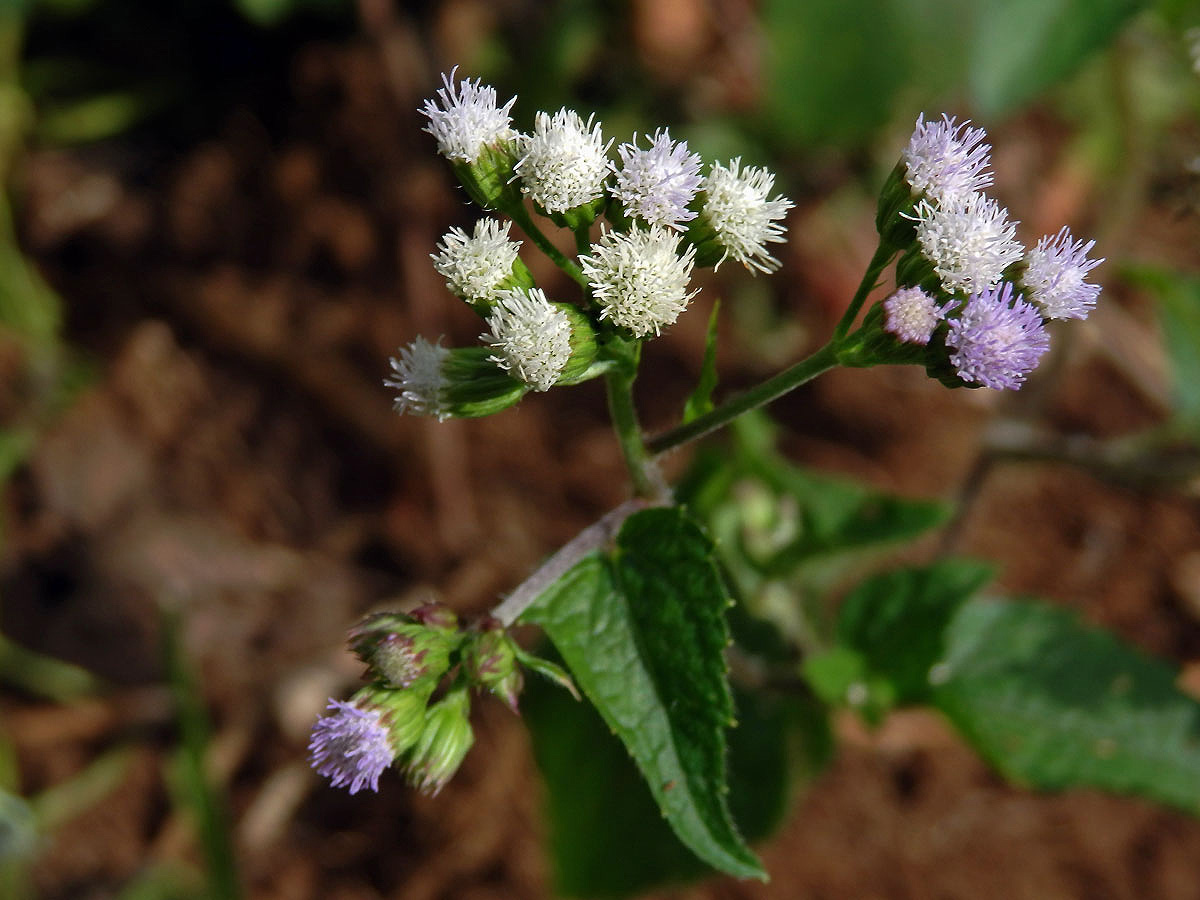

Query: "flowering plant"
(308, 71), (1200, 893)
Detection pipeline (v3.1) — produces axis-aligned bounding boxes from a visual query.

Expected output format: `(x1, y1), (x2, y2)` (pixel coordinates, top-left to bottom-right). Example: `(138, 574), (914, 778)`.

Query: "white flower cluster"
(390, 69), (798, 416)
(431, 218), (521, 304)
(483, 288), (574, 392)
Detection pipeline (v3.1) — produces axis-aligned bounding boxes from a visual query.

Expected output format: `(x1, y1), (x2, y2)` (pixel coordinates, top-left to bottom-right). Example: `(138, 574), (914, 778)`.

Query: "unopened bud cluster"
(386, 68), (795, 420)
(309, 602), (546, 795)
(848, 114), (1103, 390)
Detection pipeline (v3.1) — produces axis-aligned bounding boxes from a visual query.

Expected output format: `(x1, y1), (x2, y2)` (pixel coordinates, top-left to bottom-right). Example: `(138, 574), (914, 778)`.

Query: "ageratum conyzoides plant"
(304, 70), (1200, 892)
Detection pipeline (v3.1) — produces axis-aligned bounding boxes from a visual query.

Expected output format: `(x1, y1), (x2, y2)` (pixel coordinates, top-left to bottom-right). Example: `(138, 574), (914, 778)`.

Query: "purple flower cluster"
(945, 282), (1050, 391)
(308, 699), (395, 795)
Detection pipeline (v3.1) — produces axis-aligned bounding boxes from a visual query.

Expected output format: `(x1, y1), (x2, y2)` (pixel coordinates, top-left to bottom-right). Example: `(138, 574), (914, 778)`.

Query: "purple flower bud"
(944, 282), (1050, 390)
(612, 129), (703, 229)
(468, 628), (523, 713)
(883, 286), (945, 345)
(1022, 226), (1103, 321)
(308, 699), (396, 795)
(903, 113), (993, 205)
(348, 611), (458, 689)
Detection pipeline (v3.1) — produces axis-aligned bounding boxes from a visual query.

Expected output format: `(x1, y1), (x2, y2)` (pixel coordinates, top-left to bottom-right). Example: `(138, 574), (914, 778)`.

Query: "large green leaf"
(836, 560), (995, 704)
(522, 508), (765, 880)
(967, 0), (1146, 116)
(934, 599), (1200, 812)
(525, 671), (825, 898)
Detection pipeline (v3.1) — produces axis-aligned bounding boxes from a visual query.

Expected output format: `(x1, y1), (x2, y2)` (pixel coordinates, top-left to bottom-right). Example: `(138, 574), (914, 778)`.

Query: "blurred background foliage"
(1, 0), (1200, 898)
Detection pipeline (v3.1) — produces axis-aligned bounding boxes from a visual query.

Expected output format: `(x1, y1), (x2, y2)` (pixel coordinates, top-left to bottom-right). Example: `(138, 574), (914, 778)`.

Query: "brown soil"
(5, 8), (1200, 900)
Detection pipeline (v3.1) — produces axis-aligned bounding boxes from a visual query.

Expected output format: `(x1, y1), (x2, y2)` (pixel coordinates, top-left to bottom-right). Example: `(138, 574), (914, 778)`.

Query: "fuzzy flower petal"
(883, 286), (945, 345)
(385, 337), (449, 419)
(431, 218), (521, 304)
(945, 281), (1050, 390)
(420, 67), (517, 163)
(309, 699), (395, 795)
(701, 158), (793, 273)
(912, 194), (1024, 295)
(580, 226), (698, 338)
(483, 287), (572, 391)
(903, 114), (993, 205)
(515, 108), (612, 213)
(612, 129), (703, 229)
(1022, 226), (1103, 320)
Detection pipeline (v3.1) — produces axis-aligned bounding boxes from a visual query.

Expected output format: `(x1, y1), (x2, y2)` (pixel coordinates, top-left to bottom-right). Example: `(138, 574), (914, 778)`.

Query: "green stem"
(573, 223), (591, 257)
(832, 242), (897, 342)
(508, 204), (589, 288)
(604, 354), (663, 499)
(646, 341), (839, 456)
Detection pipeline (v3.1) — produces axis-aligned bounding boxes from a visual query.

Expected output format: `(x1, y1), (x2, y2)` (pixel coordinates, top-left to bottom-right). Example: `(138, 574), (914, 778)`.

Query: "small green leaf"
(836, 559), (994, 704)
(514, 645), (579, 700)
(735, 420), (951, 570)
(523, 508), (766, 880)
(683, 301), (720, 424)
(934, 598), (1200, 813)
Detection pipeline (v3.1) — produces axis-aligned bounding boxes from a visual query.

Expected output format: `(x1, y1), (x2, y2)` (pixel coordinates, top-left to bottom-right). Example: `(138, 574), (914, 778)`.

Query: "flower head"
(309, 699), (395, 794)
(912, 194), (1024, 295)
(420, 67), (517, 163)
(700, 158), (793, 273)
(385, 337), (449, 419)
(515, 108), (612, 213)
(402, 687), (474, 796)
(883, 286), (945, 344)
(431, 218), (522, 305)
(483, 287), (573, 391)
(1022, 226), (1103, 320)
(580, 226), (697, 337)
(903, 114), (993, 205)
(612, 129), (703, 229)
(945, 281), (1050, 390)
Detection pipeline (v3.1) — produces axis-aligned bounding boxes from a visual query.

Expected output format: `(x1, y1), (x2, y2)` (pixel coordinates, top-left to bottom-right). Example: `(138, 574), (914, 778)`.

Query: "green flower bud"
(355, 680), (435, 758)
(874, 159), (919, 252)
(542, 195), (607, 232)
(467, 626), (523, 713)
(408, 603), (460, 632)
(554, 303), (600, 386)
(349, 612), (459, 690)
(403, 685), (474, 795)
(440, 347), (529, 418)
(835, 302), (937, 369)
(449, 141), (524, 214)
(894, 243), (941, 295)
(684, 206), (726, 269)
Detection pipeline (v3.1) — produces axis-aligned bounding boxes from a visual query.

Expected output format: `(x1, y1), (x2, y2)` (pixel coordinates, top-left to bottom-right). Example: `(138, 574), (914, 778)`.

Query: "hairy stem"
(646, 341), (839, 456)
(492, 499), (652, 625)
(605, 360), (667, 500)
(832, 242), (897, 342)
(508, 205), (589, 288)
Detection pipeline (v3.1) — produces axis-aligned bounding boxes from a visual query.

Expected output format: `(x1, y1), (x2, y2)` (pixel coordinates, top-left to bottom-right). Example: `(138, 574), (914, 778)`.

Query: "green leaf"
(1125, 264), (1200, 436)
(836, 560), (995, 704)
(762, 0), (905, 145)
(966, 0), (1145, 116)
(934, 598), (1200, 813)
(526, 662), (828, 898)
(683, 301), (720, 424)
(522, 508), (765, 881)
